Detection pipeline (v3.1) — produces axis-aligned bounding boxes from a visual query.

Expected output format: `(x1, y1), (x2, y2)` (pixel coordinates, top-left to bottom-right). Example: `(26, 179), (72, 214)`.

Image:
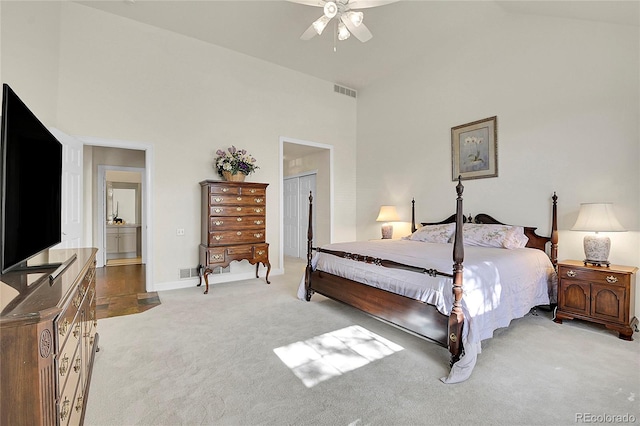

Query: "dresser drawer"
(558, 266), (628, 287)
(208, 229), (266, 245)
(209, 216), (265, 230)
(208, 205), (266, 217)
(208, 194), (266, 207)
(204, 248), (226, 264)
(209, 185), (265, 197)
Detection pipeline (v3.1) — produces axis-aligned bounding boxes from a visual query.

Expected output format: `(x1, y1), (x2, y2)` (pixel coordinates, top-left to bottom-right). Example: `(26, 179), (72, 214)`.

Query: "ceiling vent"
(334, 84), (357, 98)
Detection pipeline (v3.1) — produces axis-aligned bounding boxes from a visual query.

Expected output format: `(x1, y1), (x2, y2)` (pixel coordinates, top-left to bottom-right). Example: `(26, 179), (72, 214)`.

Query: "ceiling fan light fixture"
(338, 22), (351, 40)
(346, 11), (364, 27)
(312, 15), (330, 35)
(323, 1), (338, 19)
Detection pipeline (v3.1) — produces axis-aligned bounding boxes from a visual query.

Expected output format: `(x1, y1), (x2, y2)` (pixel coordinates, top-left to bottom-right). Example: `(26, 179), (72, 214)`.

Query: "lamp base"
(583, 234), (611, 267)
(381, 224), (393, 239)
(583, 259), (610, 267)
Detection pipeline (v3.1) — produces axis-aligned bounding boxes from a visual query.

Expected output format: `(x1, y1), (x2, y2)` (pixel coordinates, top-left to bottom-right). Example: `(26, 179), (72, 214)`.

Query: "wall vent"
(179, 268), (191, 279)
(180, 266), (229, 279)
(334, 84), (357, 98)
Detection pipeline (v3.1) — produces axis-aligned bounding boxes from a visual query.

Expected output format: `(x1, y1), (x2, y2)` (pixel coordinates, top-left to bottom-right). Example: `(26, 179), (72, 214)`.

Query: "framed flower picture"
(451, 116), (498, 181)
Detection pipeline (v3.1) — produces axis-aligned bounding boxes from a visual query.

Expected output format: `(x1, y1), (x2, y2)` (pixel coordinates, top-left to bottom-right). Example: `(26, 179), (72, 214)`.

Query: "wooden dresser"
(0, 248), (99, 425)
(555, 260), (638, 340)
(199, 180), (270, 294)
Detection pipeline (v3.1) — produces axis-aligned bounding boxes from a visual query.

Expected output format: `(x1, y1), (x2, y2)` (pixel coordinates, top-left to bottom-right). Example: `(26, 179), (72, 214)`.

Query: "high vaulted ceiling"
(78, 0), (639, 90)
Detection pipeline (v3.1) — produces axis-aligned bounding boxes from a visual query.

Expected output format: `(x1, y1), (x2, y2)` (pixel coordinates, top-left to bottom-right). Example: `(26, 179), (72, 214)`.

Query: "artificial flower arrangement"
(214, 145), (259, 178)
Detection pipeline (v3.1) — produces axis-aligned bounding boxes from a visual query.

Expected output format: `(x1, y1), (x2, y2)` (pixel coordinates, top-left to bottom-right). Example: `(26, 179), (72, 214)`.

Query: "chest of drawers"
(0, 248), (99, 425)
(198, 180), (270, 294)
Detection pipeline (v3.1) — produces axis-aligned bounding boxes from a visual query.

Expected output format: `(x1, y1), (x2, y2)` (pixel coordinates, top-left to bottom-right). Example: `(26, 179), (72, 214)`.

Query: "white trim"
(79, 136), (155, 292)
(279, 136), (334, 270)
(97, 165), (145, 267)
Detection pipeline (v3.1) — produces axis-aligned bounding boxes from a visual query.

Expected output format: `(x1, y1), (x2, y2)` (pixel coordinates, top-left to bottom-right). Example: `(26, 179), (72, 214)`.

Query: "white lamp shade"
(571, 203), (625, 232)
(376, 206), (400, 222)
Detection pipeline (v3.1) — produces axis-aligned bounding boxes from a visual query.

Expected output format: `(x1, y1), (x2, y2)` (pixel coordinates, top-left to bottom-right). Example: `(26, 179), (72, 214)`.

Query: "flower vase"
(222, 171), (246, 182)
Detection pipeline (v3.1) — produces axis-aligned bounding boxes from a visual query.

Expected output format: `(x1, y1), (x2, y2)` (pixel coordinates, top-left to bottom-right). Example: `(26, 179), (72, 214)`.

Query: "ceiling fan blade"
(346, 0), (398, 9)
(287, 0), (326, 7)
(300, 23), (319, 40)
(340, 14), (373, 42)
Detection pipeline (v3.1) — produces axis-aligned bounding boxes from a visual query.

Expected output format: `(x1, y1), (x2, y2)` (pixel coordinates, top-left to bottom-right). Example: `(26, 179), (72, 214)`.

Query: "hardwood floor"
(95, 264), (161, 319)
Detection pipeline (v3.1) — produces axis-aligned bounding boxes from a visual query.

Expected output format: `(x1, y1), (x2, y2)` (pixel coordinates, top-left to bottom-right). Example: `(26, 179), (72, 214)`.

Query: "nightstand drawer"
(558, 266), (627, 287)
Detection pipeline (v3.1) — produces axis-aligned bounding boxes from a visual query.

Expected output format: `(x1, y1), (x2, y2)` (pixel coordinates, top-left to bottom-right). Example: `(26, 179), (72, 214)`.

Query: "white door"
(50, 128), (83, 249)
(298, 174), (316, 258)
(283, 174), (316, 258)
(283, 177), (299, 257)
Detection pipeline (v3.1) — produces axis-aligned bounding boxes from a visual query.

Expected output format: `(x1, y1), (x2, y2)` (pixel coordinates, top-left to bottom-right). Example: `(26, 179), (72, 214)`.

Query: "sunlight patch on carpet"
(273, 325), (403, 388)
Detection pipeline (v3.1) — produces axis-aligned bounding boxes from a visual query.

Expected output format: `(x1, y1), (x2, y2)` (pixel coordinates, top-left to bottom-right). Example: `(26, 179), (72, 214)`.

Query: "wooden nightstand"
(554, 260), (638, 340)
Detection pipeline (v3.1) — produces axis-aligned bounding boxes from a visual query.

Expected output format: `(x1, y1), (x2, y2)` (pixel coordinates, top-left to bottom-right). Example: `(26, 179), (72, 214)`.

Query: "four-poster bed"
(300, 179), (558, 382)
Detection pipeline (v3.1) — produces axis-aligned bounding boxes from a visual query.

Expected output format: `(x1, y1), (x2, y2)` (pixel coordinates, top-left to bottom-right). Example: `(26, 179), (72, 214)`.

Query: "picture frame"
(451, 116), (498, 181)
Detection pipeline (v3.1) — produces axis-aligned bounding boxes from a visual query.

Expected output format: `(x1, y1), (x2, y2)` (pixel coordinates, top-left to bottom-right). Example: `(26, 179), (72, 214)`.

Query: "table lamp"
(376, 205), (400, 239)
(571, 202), (625, 267)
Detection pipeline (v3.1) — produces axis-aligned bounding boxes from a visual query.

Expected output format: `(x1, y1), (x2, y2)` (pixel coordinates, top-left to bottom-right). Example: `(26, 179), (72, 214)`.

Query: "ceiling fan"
(289, 0), (398, 46)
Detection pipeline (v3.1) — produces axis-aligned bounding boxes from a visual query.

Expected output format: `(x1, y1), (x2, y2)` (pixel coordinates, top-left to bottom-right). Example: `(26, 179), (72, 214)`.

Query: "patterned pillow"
(408, 223), (455, 243)
(461, 224), (529, 249)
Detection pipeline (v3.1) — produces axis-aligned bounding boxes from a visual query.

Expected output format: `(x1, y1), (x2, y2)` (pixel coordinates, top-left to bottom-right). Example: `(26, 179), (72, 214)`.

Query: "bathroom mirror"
(107, 182), (140, 224)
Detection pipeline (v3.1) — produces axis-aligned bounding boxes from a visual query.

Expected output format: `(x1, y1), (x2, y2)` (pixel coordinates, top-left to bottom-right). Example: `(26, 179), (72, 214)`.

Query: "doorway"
(81, 137), (154, 292)
(281, 138), (332, 265)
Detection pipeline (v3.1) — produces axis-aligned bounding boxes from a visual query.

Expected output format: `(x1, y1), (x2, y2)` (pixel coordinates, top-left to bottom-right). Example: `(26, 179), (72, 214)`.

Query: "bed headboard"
(411, 193), (558, 267)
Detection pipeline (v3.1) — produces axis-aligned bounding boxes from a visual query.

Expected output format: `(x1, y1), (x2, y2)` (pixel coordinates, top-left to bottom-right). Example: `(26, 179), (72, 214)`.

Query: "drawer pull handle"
(211, 254), (223, 260)
(213, 208), (223, 213)
(75, 395), (84, 412)
(255, 198), (264, 203)
(254, 220), (263, 225)
(566, 270), (577, 278)
(214, 220), (224, 226)
(236, 207), (242, 212)
(214, 197), (223, 203)
(214, 236), (223, 241)
(606, 275), (618, 284)
(237, 197), (243, 201)
(59, 355), (69, 376)
(59, 319), (69, 337)
(237, 231), (242, 236)
(74, 357), (82, 373)
(60, 397), (70, 421)
(255, 208), (263, 213)
(254, 233), (263, 238)
(237, 218), (243, 222)
(250, 189), (256, 193)
(257, 250), (265, 256)
(222, 188), (229, 192)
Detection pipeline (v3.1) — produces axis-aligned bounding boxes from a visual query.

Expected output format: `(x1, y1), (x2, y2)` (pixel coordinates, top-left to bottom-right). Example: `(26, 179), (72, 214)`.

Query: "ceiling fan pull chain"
(333, 20), (338, 52)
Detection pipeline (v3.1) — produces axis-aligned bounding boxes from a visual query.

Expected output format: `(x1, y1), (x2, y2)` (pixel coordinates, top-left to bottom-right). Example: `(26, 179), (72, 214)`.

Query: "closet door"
(283, 178), (299, 257)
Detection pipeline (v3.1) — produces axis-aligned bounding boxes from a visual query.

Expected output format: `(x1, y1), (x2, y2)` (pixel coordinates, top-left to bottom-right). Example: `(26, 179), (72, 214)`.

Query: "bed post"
(411, 198), (416, 233)
(449, 176), (465, 364)
(304, 191), (314, 301)
(550, 192), (558, 269)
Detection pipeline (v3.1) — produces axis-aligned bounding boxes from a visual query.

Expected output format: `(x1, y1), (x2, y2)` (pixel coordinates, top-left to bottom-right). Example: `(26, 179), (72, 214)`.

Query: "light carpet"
(85, 257), (640, 425)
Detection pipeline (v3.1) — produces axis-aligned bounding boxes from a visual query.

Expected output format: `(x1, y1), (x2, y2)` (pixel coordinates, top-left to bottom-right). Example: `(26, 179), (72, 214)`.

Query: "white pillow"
(461, 224), (528, 249)
(407, 223), (455, 243)
(503, 226), (529, 249)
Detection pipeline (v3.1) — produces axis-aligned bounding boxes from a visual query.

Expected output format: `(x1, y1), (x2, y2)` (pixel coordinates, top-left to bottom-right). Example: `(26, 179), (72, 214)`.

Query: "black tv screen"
(1, 84), (63, 274)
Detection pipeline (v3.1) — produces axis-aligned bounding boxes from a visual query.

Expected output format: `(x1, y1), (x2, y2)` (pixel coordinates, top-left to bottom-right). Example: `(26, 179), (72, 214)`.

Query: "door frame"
(279, 136), (333, 270)
(80, 136), (155, 292)
(97, 165), (145, 267)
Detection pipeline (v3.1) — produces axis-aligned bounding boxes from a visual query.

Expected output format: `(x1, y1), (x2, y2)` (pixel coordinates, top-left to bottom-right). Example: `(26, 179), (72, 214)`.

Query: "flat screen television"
(1, 84), (63, 274)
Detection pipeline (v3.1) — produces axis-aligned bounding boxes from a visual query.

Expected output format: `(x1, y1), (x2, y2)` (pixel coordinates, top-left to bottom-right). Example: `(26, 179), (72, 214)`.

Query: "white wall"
(2, 2), (357, 288)
(356, 11), (640, 315)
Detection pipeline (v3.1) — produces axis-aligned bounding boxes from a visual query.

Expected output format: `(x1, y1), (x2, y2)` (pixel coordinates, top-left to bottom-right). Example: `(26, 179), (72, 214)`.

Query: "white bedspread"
(297, 239), (557, 382)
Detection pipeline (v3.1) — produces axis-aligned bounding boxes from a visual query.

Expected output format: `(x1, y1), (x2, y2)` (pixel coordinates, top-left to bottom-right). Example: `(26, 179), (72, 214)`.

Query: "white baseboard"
(153, 267), (284, 292)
